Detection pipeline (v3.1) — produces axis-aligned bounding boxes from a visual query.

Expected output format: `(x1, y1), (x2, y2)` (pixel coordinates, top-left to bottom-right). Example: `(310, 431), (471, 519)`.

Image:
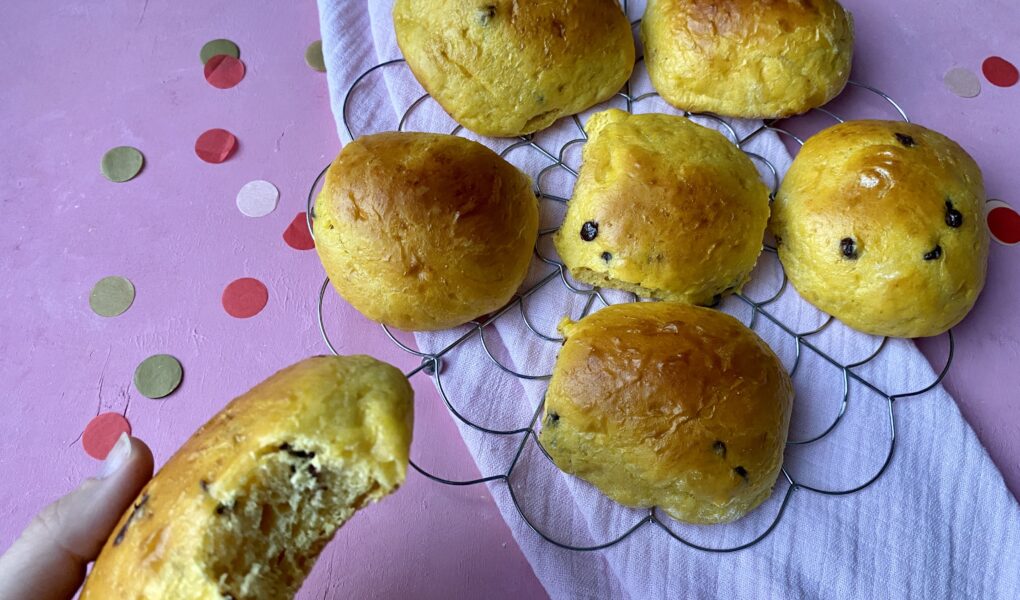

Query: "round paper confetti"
(222, 277), (269, 318)
(943, 67), (981, 98)
(200, 38), (240, 65)
(195, 128), (238, 163)
(305, 40), (326, 72)
(283, 212), (315, 250)
(89, 276), (135, 317)
(134, 354), (184, 399)
(204, 55), (246, 89)
(236, 180), (279, 217)
(986, 200), (1020, 246)
(101, 146), (144, 183)
(82, 413), (132, 460)
(982, 56), (1019, 88)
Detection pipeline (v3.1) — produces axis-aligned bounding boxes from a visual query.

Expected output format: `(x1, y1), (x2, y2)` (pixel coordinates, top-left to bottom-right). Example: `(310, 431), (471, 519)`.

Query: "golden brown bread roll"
(81, 356), (413, 600)
(393, 0), (635, 137)
(642, 0), (854, 118)
(540, 302), (793, 524)
(554, 109), (770, 305)
(771, 120), (989, 338)
(314, 132), (538, 331)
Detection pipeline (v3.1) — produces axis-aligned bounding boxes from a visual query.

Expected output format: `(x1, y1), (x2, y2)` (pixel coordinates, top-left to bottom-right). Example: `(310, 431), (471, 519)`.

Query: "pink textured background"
(0, 1), (1016, 598)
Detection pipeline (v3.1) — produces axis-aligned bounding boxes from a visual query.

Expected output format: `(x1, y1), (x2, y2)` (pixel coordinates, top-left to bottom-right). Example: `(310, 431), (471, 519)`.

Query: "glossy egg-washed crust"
(81, 356), (413, 599)
(393, 0), (635, 137)
(314, 132), (538, 331)
(642, 0), (854, 118)
(555, 109), (770, 306)
(541, 302), (793, 524)
(772, 120), (989, 338)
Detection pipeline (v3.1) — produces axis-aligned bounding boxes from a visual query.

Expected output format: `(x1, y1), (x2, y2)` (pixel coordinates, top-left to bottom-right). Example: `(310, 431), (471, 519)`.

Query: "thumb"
(0, 434), (154, 600)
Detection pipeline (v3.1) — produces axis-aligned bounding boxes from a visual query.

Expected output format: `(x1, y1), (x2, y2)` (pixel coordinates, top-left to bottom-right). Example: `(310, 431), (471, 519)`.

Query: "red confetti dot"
(82, 413), (132, 460)
(204, 55), (246, 89)
(222, 277), (269, 318)
(283, 212), (316, 251)
(195, 128), (238, 163)
(988, 205), (1020, 245)
(982, 56), (1019, 88)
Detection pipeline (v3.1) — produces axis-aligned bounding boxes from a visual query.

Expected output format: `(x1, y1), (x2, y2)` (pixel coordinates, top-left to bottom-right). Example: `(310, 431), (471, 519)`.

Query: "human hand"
(0, 434), (153, 600)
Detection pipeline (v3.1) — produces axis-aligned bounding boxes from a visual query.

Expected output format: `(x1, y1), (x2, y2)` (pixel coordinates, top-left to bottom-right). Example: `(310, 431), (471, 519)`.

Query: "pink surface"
(0, 1), (1016, 598)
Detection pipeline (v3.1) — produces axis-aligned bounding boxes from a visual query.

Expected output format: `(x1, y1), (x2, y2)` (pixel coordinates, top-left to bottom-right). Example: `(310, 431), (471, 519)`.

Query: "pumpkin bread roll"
(393, 0), (635, 137)
(540, 302), (794, 524)
(642, 0), (854, 118)
(314, 132), (538, 331)
(771, 120), (989, 338)
(81, 355), (413, 599)
(555, 109), (770, 306)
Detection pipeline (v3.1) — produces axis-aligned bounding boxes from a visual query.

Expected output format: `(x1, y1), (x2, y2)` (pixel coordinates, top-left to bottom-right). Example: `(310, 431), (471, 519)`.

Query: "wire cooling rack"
(306, 15), (956, 553)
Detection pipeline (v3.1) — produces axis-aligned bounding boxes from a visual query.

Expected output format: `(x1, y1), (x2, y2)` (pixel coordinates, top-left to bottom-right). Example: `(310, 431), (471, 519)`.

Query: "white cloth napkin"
(316, 2), (1020, 597)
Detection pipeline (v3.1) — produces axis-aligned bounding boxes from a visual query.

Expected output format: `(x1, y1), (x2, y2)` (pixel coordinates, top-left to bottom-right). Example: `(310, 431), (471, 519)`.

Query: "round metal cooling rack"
(306, 22), (956, 553)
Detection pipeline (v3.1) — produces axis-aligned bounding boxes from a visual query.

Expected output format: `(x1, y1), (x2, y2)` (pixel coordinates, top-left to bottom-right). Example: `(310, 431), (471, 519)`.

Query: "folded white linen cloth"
(316, 2), (1020, 597)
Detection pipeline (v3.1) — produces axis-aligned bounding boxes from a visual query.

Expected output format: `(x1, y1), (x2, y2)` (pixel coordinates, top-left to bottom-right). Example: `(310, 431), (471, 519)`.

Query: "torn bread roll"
(81, 355), (413, 600)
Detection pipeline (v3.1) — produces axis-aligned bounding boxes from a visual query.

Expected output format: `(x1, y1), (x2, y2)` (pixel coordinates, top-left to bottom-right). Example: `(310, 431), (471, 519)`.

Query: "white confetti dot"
(236, 180), (280, 218)
(943, 67), (981, 98)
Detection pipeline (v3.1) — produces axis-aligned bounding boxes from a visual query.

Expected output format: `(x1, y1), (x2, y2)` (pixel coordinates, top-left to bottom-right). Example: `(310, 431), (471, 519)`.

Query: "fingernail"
(98, 433), (133, 479)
